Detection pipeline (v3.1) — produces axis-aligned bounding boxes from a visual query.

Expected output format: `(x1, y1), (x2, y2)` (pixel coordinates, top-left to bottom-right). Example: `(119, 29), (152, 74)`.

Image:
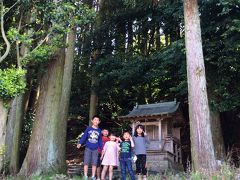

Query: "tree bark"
(89, 0), (104, 123)
(210, 110), (225, 160)
(5, 94), (29, 174)
(141, 27), (148, 56)
(0, 100), (9, 171)
(184, 0), (217, 171)
(19, 48), (65, 176)
(126, 20), (133, 53)
(58, 28), (76, 165)
(89, 50), (100, 123)
(156, 25), (161, 50)
(89, 81), (98, 123)
(147, 25), (156, 55)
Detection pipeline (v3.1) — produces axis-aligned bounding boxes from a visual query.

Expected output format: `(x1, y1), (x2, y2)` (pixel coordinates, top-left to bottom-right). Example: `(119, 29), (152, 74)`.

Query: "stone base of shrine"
(146, 150), (184, 173)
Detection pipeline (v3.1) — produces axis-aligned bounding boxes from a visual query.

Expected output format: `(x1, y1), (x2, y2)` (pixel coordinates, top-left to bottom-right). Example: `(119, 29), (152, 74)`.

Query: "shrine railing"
(161, 135), (182, 164)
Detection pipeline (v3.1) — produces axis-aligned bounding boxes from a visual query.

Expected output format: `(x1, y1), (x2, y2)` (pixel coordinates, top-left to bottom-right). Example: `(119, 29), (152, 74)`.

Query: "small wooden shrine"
(118, 100), (184, 173)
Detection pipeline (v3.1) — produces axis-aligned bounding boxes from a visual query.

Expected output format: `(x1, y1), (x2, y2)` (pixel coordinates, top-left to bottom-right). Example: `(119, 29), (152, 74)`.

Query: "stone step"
(67, 164), (82, 177)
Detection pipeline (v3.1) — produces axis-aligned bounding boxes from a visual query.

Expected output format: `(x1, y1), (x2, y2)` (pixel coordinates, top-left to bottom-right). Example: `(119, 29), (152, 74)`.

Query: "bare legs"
(101, 165), (114, 180)
(97, 166), (101, 179)
(101, 165), (108, 180)
(84, 165), (97, 178)
(109, 166), (114, 180)
(92, 165), (97, 178)
(84, 165), (88, 177)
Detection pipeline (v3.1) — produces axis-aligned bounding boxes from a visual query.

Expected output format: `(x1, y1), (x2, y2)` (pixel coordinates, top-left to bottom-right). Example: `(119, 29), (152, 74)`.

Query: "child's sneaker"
(84, 176), (88, 180)
(91, 177), (96, 180)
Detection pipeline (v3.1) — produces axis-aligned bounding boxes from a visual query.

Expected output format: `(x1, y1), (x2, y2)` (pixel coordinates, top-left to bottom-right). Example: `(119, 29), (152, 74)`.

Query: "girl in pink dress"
(101, 133), (120, 180)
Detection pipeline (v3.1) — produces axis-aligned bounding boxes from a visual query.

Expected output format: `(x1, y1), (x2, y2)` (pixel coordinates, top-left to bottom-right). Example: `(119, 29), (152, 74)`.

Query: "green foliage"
(91, 39), (186, 117)
(73, 3), (96, 27)
(4, 165), (238, 179)
(3, 0), (96, 68)
(146, 163), (237, 179)
(200, 0), (240, 112)
(22, 45), (56, 65)
(219, 162), (235, 179)
(217, 0), (240, 15)
(70, 0), (186, 120)
(7, 27), (33, 46)
(68, 0), (239, 134)
(0, 68), (26, 100)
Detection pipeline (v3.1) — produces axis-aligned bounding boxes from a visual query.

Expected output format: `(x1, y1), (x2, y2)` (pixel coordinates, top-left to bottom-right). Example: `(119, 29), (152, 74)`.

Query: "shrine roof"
(119, 100), (180, 119)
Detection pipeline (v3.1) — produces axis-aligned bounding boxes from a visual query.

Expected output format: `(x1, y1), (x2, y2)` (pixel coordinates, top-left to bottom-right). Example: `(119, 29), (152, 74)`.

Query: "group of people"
(77, 115), (149, 180)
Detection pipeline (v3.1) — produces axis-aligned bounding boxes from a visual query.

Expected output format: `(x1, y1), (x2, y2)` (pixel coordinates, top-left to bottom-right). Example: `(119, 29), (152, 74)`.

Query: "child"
(133, 124), (150, 180)
(119, 131), (135, 180)
(100, 133), (119, 180)
(96, 129), (110, 180)
(77, 115), (102, 180)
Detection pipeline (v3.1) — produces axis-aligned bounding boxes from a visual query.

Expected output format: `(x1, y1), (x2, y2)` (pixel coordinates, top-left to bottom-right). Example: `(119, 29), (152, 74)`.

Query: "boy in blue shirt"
(77, 115), (102, 180)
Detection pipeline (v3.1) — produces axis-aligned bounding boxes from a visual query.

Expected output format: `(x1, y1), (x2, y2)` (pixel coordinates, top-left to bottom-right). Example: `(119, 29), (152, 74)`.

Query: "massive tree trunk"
(19, 48), (66, 176)
(141, 26), (148, 56)
(6, 70), (34, 174)
(126, 20), (133, 53)
(89, 84), (98, 122)
(0, 100), (9, 171)
(58, 28), (76, 164)
(184, 0), (217, 171)
(5, 94), (29, 174)
(89, 0), (104, 123)
(6, 19), (33, 173)
(89, 50), (100, 123)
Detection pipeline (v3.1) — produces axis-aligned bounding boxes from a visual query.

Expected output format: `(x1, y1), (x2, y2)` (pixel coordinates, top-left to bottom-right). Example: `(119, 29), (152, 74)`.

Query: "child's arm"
(117, 142), (121, 159)
(100, 141), (108, 160)
(77, 128), (88, 149)
(100, 150), (105, 160)
(98, 131), (103, 151)
(130, 135), (134, 148)
(116, 137), (122, 143)
(116, 143), (120, 159)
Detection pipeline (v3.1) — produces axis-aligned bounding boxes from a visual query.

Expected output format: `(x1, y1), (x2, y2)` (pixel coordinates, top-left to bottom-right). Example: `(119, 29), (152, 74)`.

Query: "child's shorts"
(84, 147), (98, 165)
